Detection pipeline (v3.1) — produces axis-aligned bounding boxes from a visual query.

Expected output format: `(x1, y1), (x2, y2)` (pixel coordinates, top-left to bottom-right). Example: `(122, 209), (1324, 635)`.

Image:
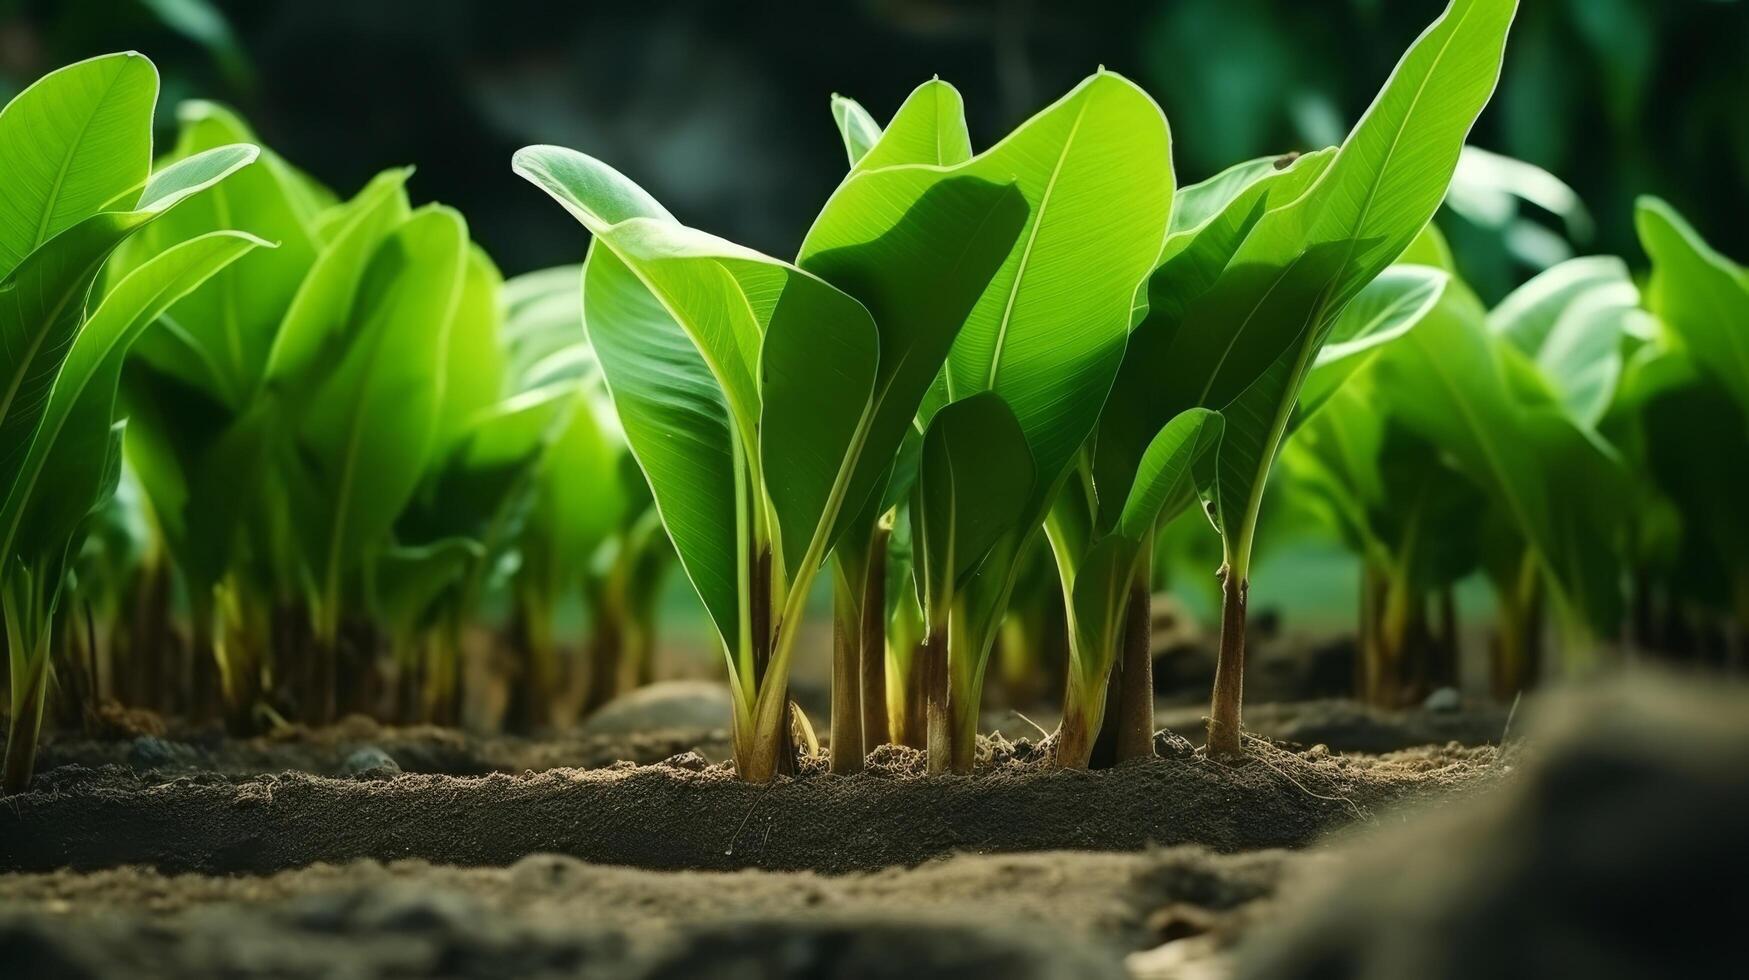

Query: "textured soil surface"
(0, 847), (1309, 979)
(4, 676), (1741, 979)
(1, 734), (1499, 875)
(35, 718), (736, 778)
(33, 696), (1511, 784)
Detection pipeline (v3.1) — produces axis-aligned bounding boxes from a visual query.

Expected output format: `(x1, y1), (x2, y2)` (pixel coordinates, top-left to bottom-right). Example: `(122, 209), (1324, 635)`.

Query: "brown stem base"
(1205, 565), (1247, 758)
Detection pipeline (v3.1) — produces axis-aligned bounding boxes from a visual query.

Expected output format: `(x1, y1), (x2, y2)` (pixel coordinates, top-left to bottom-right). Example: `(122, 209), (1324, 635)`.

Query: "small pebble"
(127, 735), (199, 770)
(340, 746), (402, 778)
(1423, 687), (1462, 712)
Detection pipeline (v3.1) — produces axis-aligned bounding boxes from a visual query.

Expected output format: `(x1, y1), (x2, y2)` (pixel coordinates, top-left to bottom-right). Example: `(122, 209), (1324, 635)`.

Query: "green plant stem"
(829, 562), (864, 774)
(946, 600), (983, 773)
(3, 567), (52, 795)
(1205, 558), (1248, 758)
(214, 578), (269, 734)
(859, 524), (890, 748)
(1491, 552), (1543, 699)
(923, 627), (950, 776)
(1113, 560), (1155, 762)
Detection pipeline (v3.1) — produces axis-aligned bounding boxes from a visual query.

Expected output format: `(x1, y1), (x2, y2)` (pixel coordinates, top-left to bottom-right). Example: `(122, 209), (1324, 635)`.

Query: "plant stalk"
(1113, 564), (1154, 762)
(1205, 562), (1248, 758)
(3, 568), (52, 795)
(829, 564), (864, 774)
(859, 523), (890, 748)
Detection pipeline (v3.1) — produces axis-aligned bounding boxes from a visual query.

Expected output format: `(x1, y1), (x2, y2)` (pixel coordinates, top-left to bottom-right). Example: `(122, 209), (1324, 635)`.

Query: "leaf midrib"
(30, 66), (131, 252)
(0, 248), (111, 448)
(982, 94), (1092, 393)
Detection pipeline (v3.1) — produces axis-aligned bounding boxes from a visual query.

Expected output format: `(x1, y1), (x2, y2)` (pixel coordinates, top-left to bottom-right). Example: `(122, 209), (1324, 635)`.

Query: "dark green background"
(3, 0), (1745, 297)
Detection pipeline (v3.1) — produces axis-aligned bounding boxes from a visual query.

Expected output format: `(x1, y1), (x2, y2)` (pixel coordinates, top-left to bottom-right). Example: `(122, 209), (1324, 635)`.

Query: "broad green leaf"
(1371, 282), (1625, 630)
(516, 146), (881, 651)
(1294, 264), (1449, 425)
(395, 384), (573, 589)
(435, 246), (507, 455)
(1635, 197), (1749, 420)
(1165, 152), (1329, 244)
(0, 52), (157, 278)
(1200, 0), (1516, 567)
(517, 145), (801, 449)
(294, 206), (468, 634)
(1489, 255), (1634, 350)
(807, 72), (1171, 522)
(757, 280), (878, 577)
(830, 94), (882, 167)
(578, 238), (739, 651)
(800, 175), (1029, 551)
(0, 144), (259, 492)
(114, 102), (321, 406)
(850, 78), (973, 173)
(1117, 408), (1224, 542)
(370, 538), (483, 636)
(911, 392), (1035, 627)
(519, 389), (627, 601)
(1095, 150), (1332, 520)
(1, 230), (264, 564)
(503, 264), (586, 389)
(263, 167), (414, 385)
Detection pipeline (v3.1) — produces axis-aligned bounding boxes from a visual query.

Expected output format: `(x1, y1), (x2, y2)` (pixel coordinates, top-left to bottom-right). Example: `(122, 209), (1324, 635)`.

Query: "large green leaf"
(502, 264), (587, 390)
(807, 71), (1173, 516)
(518, 389), (628, 602)
(0, 52), (157, 278)
(263, 167), (413, 386)
(1371, 282), (1624, 631)
(114, 102), (321, 407)
(1117, 408), (1224, 542)
(516, 146), (881, 650)
(911, 392), (1035, 627)
(0, 145), (259, 493)
(1200, 0), (1516, 567)
(293, 206), (468, 635)
(1293, 264), (1449, 426)
(800, 174), (1028, 551)
(846, 78), (974, 174)
(757, 282), (878, 577)
(1, 230), (264, 566)
(1488, 255), (1645, 427)
(435, 246), (508, 455)
(829, 94), (882, 167)
(1635, 197), (1749, 421)
(1095, 150), (1332, 524)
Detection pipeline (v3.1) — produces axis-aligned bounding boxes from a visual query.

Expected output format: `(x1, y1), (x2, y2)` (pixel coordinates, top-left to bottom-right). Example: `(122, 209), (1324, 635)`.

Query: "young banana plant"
(0, 53), (260, 791)
(515, 147), (1022, 781)
(1094, 0), (1520, 757)
(805, 71), (1174, 773)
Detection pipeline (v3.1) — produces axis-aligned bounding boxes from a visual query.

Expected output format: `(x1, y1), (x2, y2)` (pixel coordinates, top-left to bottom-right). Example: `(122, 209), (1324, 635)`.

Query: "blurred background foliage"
(2, 0), (1743, 303)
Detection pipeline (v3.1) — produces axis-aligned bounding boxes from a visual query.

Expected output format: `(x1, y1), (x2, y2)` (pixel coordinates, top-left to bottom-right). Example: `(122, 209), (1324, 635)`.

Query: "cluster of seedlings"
(1, 0), (1742, 791)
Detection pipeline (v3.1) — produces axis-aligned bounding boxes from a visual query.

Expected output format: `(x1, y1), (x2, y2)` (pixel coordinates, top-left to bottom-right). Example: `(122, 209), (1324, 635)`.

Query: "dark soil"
(35, 716), (735, 778)
(0, 847), (1304, 979)
(1, 735), (1497, 875)
(31, 695), (1510, 787)
(1153, 697), (1515, 754)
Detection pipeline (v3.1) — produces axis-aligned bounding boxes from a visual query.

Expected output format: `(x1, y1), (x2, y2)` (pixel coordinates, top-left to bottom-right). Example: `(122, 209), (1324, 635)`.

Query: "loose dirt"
(1, 735), (1498, 875)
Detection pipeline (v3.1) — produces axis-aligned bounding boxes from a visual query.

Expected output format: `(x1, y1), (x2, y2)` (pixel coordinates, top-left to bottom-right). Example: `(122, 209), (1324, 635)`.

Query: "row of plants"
(515, 0), (1521, 779)
(3, 0), (1741, 790)
(0, 52), (669, 792)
